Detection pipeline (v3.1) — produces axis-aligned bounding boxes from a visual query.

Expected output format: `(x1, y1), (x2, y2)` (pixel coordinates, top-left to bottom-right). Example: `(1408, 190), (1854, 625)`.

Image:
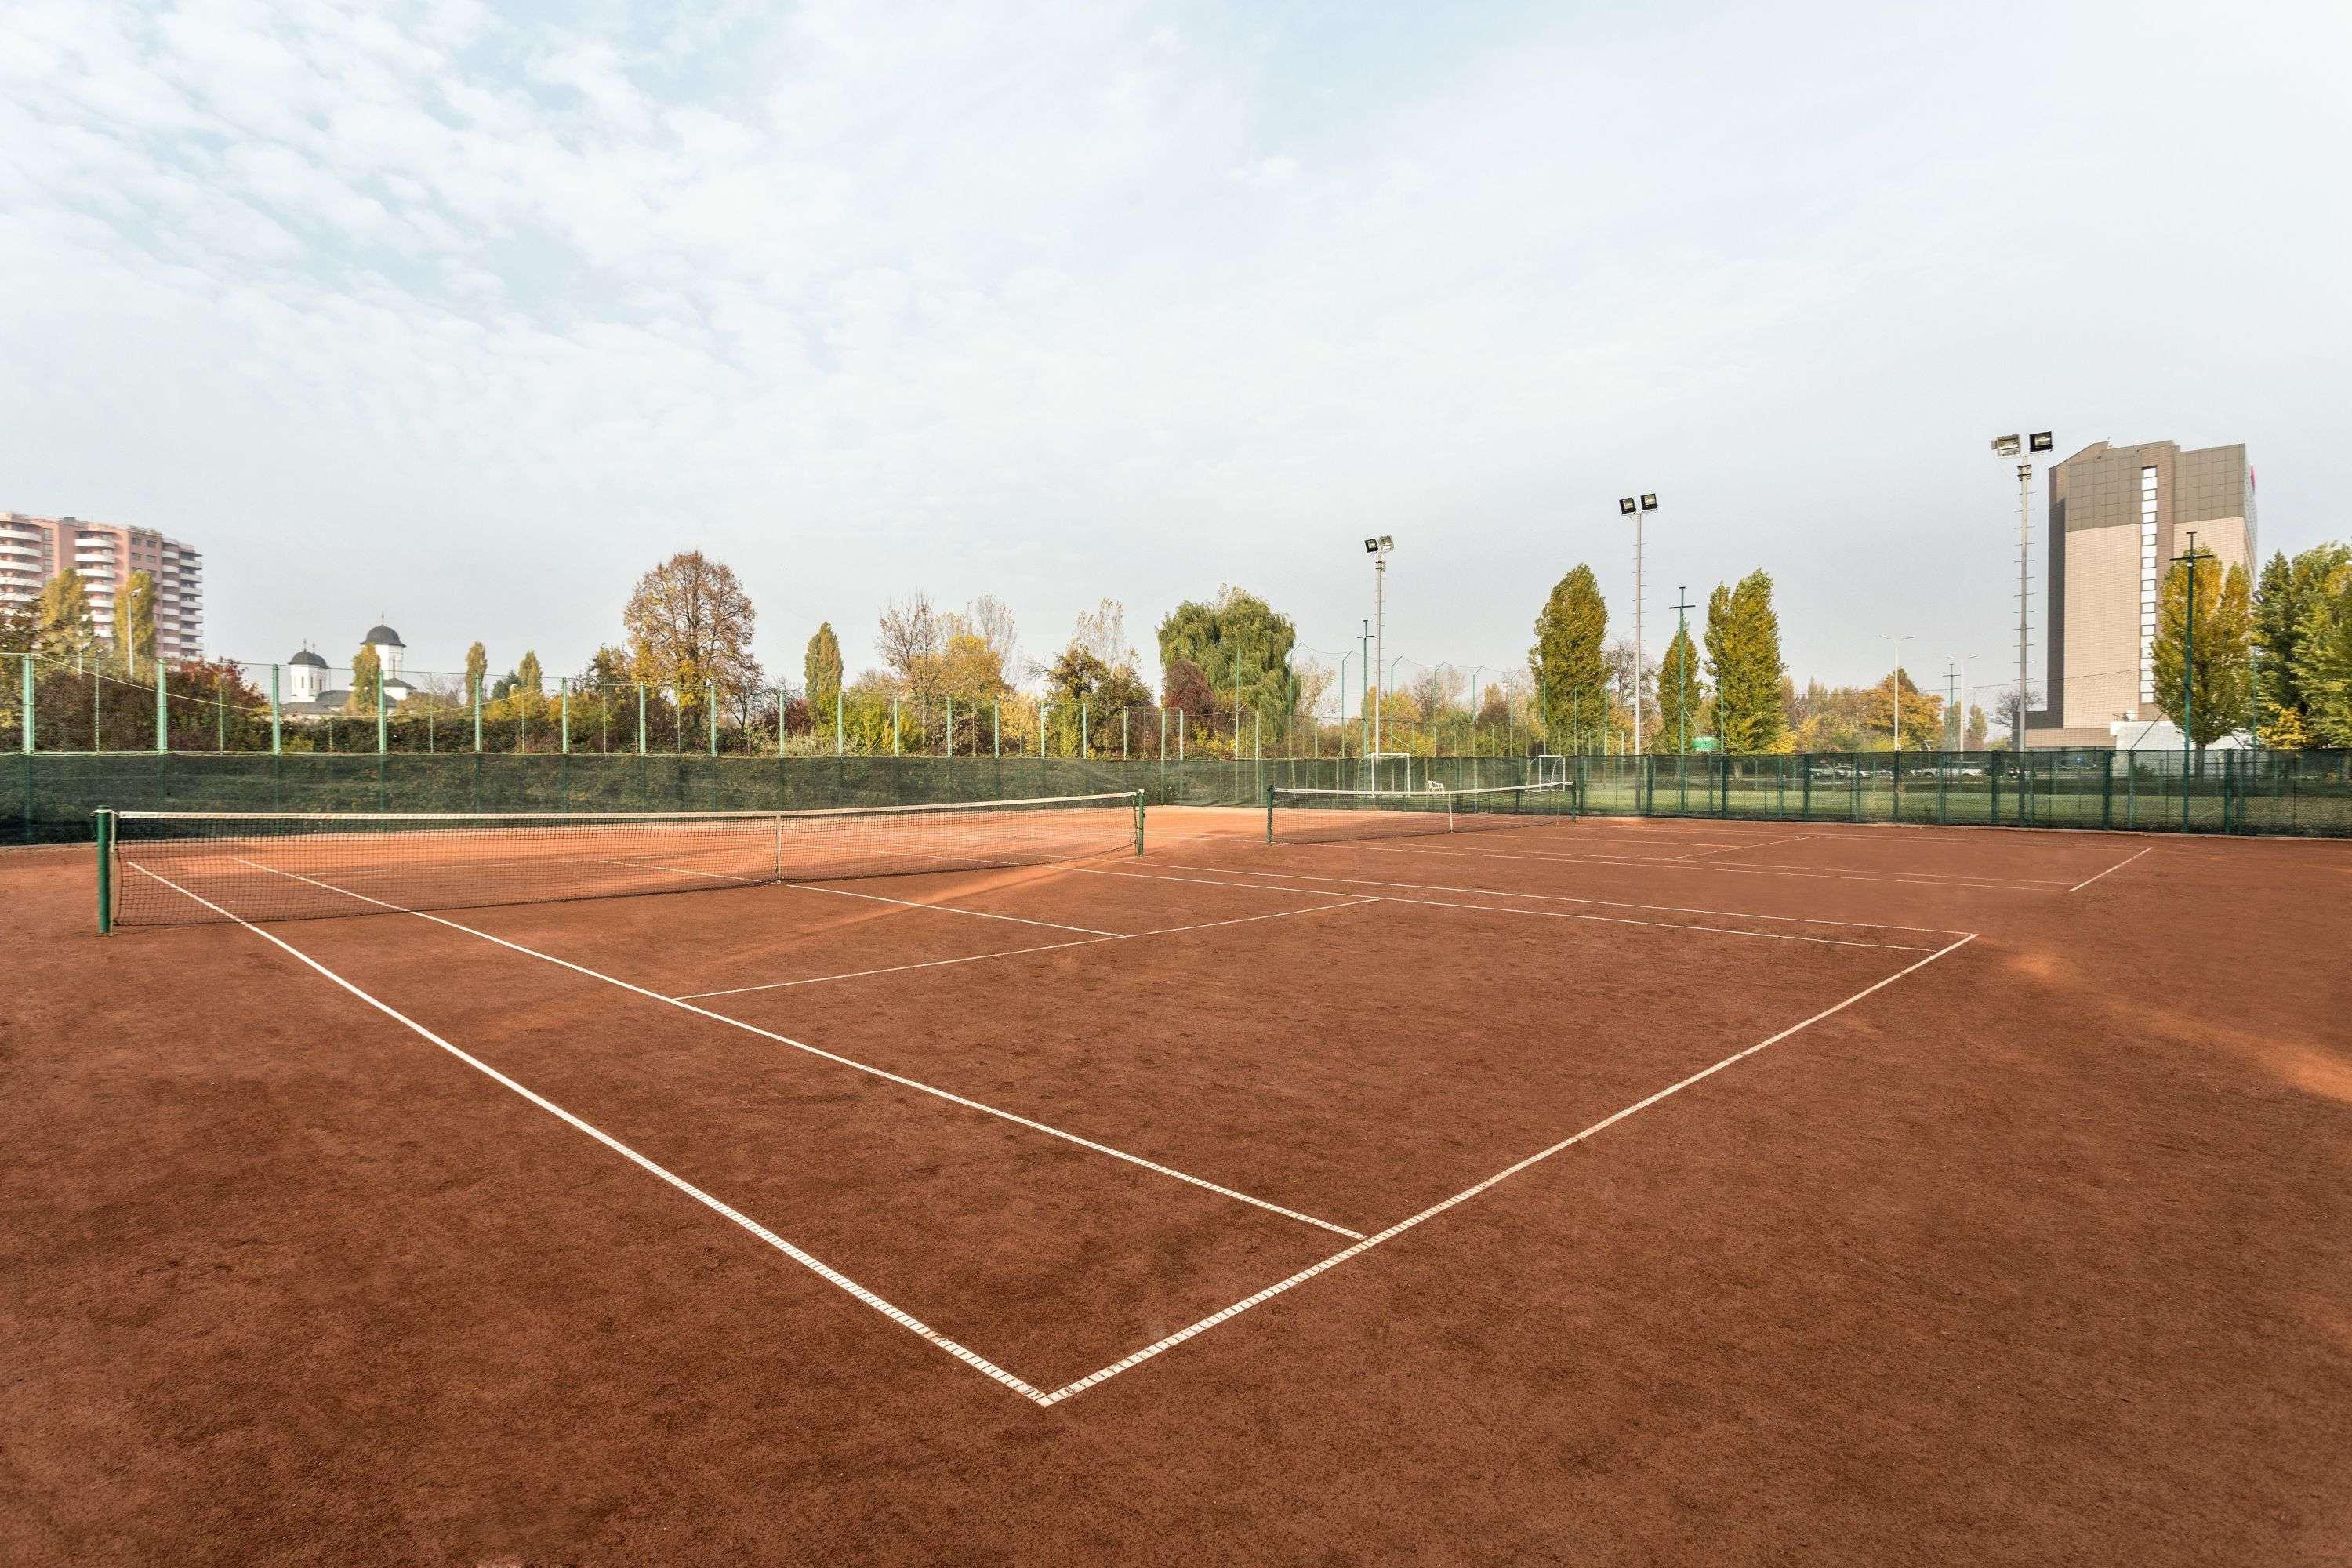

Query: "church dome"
(289, 648), (328, 668)
(363, 624), (405, 648)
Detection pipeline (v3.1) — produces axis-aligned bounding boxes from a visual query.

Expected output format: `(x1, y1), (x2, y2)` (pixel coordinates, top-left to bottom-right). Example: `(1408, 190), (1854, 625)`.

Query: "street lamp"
(1881, 633), (1912, 750)
(1364, 536), (1394, 760)
(1617, 494), (1657, 757)
(1989, 432), (2053, 754)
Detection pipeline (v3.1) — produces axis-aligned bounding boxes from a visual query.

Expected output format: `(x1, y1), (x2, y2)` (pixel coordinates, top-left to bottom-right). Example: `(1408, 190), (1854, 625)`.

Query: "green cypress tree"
(2291, 555), (2352, 746)
(804, 622), (844, 728)
(1718, 570), (1788, 753)
(1530, 565), (1609, 751)
(1653, 620), (1704, 753)
(2254, 545), (2350, 746)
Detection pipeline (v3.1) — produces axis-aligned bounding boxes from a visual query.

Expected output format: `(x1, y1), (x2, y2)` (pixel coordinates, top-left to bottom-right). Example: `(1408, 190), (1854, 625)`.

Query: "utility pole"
(1669, 586), (1696, 756)
(1882, 633), (1912, 750)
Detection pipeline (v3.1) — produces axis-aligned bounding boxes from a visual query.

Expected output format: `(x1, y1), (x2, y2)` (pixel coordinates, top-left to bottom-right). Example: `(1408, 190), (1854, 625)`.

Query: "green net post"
(636, 683), (645, 755)
(94, 808), (113, 935)
(154, 653), (167, 753)
(1135, 791), (1146, 855)
(19, 654), (31, 753)
(1264, 782), (1274, 843)
(708, 683), (718, 757)
(270, 664), (281, 755)
(561, 678), (571, 753)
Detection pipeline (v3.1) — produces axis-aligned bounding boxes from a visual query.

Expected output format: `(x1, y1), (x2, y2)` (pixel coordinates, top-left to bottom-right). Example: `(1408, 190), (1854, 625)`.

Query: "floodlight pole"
(2175, 531), (2216, 829)
(2015, 460), (2031, 755)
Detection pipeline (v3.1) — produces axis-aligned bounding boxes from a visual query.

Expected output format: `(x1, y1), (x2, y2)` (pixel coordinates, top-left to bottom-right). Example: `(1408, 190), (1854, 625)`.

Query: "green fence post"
(376, 666), (387, 756)
(636, 683), (645, 755)
(892, 697), (900, 756)
(946, 694), (954, 759)
(474, 676), (485, 753)
(1800, 757), (1811, 820)
(561, 678), (571, 753)
(993, 699), (1000, 757)
(19, 655), (31, 753)
(95, 808), (114, 935)
(2101, 754), (2114, 829)
(154, 654), (167, 753)
(1122, 708), (1129, 760)
(835, 695), (844, 757)
(708, 683), (718, 757)
(270, 664), (281, 755)
(1040, 702), (1047, 759)
(1081, 700), (1089, 760)
(1850, 757), (1860, 822)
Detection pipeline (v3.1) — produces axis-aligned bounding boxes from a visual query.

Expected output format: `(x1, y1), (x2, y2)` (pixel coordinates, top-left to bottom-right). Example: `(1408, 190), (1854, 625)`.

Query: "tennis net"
(99, 791), (1145, 930)
(1265, 780), (1576, 844)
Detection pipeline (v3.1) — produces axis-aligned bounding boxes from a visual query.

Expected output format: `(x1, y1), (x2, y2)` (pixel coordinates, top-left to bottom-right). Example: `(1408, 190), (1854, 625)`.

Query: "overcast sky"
(4, 0), (2346, 713)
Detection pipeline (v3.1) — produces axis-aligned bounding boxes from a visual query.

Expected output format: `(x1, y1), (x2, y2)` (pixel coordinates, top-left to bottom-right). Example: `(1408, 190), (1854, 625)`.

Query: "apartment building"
(2026, 441), (2256, 748)
(0, 513), (205, 659)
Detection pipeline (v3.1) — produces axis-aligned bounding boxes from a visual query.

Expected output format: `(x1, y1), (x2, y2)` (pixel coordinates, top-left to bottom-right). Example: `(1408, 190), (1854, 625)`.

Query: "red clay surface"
(5, 806), (2351, 1564)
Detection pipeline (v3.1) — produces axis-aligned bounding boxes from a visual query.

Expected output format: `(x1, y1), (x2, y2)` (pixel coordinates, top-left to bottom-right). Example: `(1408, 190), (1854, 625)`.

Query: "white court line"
(786, 880), (1122, 937)
(673, 898), (1378, 1002)
(1091, 862), (1972, 938)
(121, 860), (1056, 1406)
(1657, 835), (1813, 862)
(1303, 838), (2068, 892)
(1036, 930), (1982, 1406)
(227, 858), (1364, 1242)
(2068, 844), (2154, 893)
(1080, 868), (1927, 953)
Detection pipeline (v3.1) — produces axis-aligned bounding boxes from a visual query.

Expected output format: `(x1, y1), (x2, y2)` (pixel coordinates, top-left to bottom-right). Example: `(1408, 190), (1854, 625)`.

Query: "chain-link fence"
(10, 745), (2347, 845)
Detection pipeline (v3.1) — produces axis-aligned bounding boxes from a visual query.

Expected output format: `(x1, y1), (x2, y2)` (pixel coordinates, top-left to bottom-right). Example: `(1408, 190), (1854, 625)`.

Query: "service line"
(1036, 930), (1983, 1406)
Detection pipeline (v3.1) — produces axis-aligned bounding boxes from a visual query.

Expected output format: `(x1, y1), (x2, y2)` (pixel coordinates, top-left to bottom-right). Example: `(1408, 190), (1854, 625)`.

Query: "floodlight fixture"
(1617, 496), (1637, 515)
(2029, 431), (2054, 454)
(1639, 494), (1658, 512)
(1378, 535), (1394, 551)
(1363, 538), (1378, 553)
(1991, 434), (2023, 458)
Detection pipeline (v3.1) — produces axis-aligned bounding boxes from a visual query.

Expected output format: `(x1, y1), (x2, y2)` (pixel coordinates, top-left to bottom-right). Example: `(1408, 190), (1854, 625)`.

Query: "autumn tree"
(804, 622), (844, 727)
(34, 569), (93, 658)
(345, 644), (383, 716)
(1156, 587), (1295, 722)
(1530, 565), (1608, 750)
(464, 641), (489, 704)
(2150, 556), (2252, 747)
(623, 551), (764, 723)
(115, 570), (158, 673)
(2288, 550), (2352, 746)
(1965, 704), (1989, 750)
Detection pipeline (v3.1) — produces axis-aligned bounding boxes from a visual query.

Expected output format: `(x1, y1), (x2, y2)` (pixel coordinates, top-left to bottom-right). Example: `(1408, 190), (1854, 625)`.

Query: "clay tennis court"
(6, 799), (2350, 1564)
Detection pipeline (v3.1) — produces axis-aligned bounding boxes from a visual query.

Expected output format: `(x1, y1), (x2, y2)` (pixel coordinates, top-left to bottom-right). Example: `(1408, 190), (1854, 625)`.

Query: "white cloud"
(0, 0), (2345, 702)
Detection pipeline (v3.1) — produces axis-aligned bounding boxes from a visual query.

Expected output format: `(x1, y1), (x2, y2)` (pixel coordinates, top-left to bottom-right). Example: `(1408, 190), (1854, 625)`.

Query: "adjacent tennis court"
(8, 794), (2349, 1562)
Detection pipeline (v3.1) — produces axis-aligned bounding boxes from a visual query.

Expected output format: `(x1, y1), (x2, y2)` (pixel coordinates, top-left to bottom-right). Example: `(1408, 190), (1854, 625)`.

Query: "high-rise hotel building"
(2027, 441), (2256, 748)
(0, 513), (205, 659)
